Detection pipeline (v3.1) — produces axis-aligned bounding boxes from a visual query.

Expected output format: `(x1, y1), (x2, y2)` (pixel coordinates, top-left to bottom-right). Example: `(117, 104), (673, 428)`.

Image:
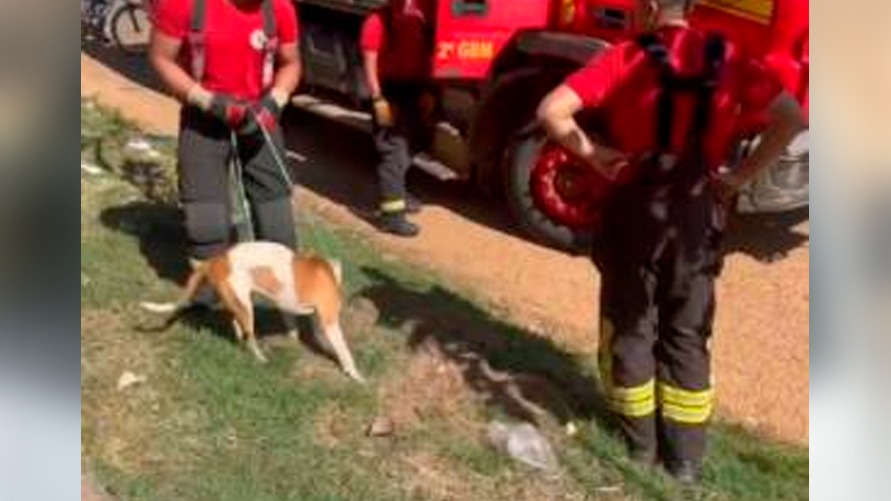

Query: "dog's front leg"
(243, 313), (267, 363)
(223, 285), (267, 364)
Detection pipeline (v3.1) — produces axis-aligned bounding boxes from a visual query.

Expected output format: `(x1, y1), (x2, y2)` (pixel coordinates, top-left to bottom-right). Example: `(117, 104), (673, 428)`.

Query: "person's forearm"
(151, 53), (206, 104)
(734, 119), (805, 185)
(543, 115), (601, 166)
(270, 59), (300, 107)
(362, 52), (382, 98)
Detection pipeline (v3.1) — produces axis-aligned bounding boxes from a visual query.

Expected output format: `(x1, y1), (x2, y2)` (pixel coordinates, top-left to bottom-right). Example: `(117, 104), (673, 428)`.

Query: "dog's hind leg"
(321, 321), (364, 382)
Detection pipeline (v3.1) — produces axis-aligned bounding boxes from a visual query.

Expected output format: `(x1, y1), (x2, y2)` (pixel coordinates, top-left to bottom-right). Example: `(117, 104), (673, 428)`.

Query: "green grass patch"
(81, 99), (807, 501)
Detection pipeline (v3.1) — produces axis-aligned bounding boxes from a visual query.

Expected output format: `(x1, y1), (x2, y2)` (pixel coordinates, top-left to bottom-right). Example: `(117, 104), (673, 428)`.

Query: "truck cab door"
(432, 0), (551, 80)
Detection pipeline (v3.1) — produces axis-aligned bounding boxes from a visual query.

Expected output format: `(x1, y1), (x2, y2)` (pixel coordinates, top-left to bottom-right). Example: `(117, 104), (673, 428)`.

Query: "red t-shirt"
(564, 26), (783, 171)
(153, 0), (299, 100)
(360, 7), (432, 83)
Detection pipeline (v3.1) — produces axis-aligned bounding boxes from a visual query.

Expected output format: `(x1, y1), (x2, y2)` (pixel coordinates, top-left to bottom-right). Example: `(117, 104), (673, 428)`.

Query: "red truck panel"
(559, 0), (639, 43)
(432, 0), (552, 79)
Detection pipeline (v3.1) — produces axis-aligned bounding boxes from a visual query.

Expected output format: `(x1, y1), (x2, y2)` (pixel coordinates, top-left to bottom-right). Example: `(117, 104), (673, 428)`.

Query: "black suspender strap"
(188, 0), (207, 83)
(261, 0), (276, 37)
(689, 33), (726, 150)
(260, 0), (278, 89)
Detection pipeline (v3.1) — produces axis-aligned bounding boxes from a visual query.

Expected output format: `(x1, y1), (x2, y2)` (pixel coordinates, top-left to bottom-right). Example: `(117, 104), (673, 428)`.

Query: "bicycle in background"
(81, 0), (152, 56)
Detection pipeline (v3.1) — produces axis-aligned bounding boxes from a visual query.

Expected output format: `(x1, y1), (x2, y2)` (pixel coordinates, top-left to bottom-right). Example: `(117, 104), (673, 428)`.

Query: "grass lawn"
(81, 99), (807, 500)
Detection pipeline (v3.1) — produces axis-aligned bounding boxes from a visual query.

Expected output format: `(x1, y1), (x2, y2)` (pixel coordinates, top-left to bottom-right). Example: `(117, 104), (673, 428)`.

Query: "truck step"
(291, 94), (371, 133)
(412, 153), (459, 181)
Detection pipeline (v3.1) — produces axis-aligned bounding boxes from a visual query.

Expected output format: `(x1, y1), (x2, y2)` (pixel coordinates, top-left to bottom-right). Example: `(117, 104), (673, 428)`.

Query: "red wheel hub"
(530, 142), (614, 229)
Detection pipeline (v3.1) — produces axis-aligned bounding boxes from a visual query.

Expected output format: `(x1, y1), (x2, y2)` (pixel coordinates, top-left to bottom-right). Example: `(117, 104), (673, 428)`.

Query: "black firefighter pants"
(177, 107), (297, 259)
(593, 179), (725, 464)
(372, 82), (429, 214)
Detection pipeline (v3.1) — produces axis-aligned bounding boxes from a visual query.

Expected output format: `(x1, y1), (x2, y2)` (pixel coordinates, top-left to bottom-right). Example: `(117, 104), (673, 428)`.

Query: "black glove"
(208, 94), (249, 130)
(239, 93), (282, 137)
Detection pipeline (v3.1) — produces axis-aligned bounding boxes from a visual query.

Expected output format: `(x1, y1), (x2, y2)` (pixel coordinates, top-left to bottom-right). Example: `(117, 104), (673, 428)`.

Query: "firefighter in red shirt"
(537, 0), (806, 483)
(149, 0), (301, 293)
(360, 0), (434, 237)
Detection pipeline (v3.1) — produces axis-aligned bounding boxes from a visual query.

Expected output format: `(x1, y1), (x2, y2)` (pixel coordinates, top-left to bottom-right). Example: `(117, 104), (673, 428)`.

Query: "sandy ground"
(81, 49), (808, 445)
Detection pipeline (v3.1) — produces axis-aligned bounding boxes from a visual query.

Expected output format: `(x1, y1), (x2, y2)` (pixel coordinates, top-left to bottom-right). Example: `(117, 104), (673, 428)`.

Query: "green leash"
(229, 114), (336, 258)
(229, 132), (255, 242)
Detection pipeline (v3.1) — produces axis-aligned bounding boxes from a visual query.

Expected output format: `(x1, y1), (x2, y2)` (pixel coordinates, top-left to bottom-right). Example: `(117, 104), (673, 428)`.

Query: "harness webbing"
(188, 0), (279, 89)
(635, 30), (727, 180)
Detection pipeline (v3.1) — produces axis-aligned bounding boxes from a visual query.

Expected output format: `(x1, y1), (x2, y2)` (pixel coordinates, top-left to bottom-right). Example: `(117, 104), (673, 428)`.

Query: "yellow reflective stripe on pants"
(658, 382), (714, 424)
(661, 401), (714, 424)
(598, 317), (655, 418)
(608, 379), (656, 417)
(380, 199), (407, 212)
(658, 382), (714, 406)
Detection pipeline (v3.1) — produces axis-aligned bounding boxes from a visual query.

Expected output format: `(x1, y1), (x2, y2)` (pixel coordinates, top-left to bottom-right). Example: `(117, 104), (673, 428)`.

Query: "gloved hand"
(589, 144), (629, 181)
(240, 93), (282, 137)
(208, 94), (250, 130)
(371, 96), (394, 128)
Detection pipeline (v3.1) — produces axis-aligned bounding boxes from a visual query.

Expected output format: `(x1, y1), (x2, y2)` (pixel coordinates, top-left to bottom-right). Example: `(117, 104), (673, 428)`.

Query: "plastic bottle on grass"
(487, 420), (558, 473)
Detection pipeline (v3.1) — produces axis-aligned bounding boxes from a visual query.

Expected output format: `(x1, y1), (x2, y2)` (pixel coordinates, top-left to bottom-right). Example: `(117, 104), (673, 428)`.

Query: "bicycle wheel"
(110, 2), (150, 55)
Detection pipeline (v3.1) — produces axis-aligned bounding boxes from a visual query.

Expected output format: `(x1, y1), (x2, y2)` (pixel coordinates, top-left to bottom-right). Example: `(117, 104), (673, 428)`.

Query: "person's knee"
(253, 197), (297, 249)
(183, 202), (229, 257)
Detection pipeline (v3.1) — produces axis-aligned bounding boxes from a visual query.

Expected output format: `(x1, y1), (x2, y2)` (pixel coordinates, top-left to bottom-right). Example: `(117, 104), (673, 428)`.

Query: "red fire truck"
(294, 0), (809, 251)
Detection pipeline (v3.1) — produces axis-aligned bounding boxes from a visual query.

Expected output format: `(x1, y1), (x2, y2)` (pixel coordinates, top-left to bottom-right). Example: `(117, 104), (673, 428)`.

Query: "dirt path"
(81, 52), (808, 445)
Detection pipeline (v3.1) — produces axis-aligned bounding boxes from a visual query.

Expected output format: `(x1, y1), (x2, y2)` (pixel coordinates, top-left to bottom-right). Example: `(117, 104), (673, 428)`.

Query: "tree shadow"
(98, 200), (330, 362)
(355, 266), (614, 430)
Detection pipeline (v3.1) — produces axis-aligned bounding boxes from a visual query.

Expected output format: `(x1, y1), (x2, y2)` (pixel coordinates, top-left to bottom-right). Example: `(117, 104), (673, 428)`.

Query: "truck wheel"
(505, 128), (599, 254)
(736, 130), (809, 213)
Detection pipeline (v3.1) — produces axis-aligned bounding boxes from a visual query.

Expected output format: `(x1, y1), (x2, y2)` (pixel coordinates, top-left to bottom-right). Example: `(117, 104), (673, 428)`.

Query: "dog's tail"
(138, 262), (210, 332)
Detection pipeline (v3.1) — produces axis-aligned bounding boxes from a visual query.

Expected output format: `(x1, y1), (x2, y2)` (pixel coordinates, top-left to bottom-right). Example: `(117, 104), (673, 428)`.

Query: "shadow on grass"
(356, 266), (614, 430)
(98, 200), (332, 363)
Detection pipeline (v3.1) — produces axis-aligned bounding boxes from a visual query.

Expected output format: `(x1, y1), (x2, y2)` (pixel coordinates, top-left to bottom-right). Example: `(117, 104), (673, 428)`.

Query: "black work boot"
(664, 460), (703, 485)
(378, 211), (420, 237)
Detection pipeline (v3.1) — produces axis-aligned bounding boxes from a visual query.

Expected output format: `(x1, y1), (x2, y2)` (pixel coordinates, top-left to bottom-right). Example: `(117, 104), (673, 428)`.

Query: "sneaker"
(378, 212), (420, 237)
(664, 460), (702, 485)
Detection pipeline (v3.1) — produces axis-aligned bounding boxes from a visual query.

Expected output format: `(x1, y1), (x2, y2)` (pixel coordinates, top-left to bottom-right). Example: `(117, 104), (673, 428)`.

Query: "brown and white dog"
(140, 242), (364, 382)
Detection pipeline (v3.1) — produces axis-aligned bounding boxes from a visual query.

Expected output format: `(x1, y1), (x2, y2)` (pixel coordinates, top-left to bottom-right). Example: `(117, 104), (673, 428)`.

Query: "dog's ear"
(326, 258), (343, 285)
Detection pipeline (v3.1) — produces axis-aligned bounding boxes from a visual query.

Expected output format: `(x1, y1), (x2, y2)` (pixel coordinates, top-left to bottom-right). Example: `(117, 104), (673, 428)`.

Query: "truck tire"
(505, 127), (593, 254)
(735, 131), (809, 213)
